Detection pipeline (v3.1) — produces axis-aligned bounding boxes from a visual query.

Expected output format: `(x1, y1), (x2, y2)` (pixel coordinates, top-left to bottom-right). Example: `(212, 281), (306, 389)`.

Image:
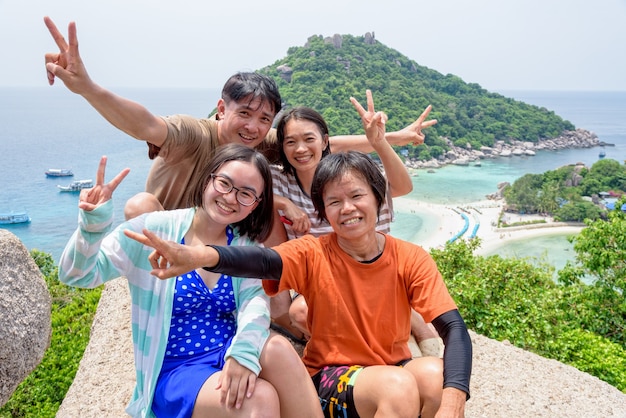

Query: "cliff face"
(57, 280), (626, 418)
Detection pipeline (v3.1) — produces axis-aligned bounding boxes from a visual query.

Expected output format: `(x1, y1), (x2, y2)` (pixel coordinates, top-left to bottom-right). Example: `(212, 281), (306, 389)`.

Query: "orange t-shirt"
(263, 233), (457, 376)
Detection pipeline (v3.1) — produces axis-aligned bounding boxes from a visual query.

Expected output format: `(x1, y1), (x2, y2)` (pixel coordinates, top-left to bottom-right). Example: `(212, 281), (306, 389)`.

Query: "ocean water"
(390, 90), (626, 267)
(0, 87), (221, 260)
(1, 88), (625, 266)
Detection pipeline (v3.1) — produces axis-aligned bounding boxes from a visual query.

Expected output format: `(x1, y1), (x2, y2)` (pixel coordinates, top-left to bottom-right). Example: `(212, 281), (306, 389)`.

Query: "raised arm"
(78, 156), (130, 211)
(328, 104), (437, 153)
(350, 90), (413, 197)
(43, 16), (168, 147)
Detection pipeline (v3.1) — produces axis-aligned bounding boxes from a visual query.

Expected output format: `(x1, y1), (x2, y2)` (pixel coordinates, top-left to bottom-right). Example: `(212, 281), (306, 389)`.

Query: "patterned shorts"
(311, 360), (413, 418)
(311, 365), (364, 418)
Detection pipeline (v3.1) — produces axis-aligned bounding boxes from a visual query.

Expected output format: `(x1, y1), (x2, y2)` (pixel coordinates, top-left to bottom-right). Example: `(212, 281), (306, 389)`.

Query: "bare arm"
(44, 17), (168, 147)
(272, 195), (310, 235)
(125, 228), (221, 278)
(350, 90), (413, 197)
(328, 104), (437, 153)
(435, 388), (467, 418)
(262, 204), (290, 248)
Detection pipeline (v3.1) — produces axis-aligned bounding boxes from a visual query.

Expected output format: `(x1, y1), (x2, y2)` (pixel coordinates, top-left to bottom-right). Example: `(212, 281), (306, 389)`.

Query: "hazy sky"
(1, 0), (625, 92)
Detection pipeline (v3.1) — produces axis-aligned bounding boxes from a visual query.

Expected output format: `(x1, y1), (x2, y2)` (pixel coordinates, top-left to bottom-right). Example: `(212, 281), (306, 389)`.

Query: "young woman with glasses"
(58, 144), (322, 418)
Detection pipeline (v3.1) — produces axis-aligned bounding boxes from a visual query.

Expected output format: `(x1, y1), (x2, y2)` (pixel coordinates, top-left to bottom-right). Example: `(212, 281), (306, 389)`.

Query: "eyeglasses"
(210, 174), (260, 206)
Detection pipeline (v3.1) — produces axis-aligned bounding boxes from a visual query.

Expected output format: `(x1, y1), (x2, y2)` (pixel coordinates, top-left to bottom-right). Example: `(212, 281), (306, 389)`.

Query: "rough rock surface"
(0, 230), (51, 407)
(57, 277), (626, 417)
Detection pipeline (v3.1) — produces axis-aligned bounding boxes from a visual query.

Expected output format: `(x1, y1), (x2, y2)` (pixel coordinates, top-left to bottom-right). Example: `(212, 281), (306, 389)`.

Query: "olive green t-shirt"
(145, 114), (278, 210)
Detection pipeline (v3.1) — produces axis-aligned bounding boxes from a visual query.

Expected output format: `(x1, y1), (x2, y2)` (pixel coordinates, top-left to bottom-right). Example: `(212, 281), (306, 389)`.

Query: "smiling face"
(202, 160), (263, 225)
(216, 96), (276, 149)
(282, 118), (329, 176)
(322, 170), (379, 241)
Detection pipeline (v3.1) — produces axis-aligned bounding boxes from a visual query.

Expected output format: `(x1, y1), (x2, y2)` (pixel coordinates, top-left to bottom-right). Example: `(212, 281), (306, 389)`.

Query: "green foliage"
(432, 238), (626, 391)
(554, 201), (603, 222)
(259, 34), (574, 160)
(432, 239), (562, 351)
(0, 250), (101, 418)
(505, 159), (626, 216)
(546, 329), (626, 390)
(570, 200), (626, 296)
(579, 159), (626, 196)
(502, 173), (544, 213)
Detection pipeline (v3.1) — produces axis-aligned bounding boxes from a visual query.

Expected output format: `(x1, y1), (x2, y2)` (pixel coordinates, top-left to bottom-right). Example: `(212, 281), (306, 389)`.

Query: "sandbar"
(392, 196), (584, 255)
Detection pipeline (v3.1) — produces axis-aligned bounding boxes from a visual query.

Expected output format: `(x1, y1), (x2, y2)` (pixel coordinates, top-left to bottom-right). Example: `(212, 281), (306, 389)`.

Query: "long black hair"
(276, 106), (331, 177)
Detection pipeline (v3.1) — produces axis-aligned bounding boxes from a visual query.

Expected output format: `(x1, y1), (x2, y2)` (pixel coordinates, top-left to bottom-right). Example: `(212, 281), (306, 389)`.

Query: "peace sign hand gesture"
(44, 16), (93, 92)
(350, 89), (388, 151)
(79, 156), (130, 212)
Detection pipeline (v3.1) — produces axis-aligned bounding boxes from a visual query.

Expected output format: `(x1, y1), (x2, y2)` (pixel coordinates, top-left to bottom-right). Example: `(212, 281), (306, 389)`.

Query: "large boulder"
(0, 229), (51, 407)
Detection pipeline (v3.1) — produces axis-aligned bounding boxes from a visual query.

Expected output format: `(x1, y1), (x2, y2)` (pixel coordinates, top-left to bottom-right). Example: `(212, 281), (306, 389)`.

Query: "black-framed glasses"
(210, 174), (260, 206)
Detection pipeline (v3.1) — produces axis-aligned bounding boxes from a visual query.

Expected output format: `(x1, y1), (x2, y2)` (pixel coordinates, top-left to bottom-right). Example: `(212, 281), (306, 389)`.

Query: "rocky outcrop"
(276, 64), (293, 83)
(57, 271), (626, 418)
(0, 230), (51, 407)
(406, 128), (600, 170)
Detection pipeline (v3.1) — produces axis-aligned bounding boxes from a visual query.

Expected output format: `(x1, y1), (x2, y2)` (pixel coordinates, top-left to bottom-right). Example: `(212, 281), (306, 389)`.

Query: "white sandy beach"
(392, 196), (584, 255)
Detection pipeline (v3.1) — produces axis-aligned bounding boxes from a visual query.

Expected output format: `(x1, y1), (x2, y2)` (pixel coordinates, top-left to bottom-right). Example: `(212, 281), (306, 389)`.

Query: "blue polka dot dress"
(152, 226), (237, 418)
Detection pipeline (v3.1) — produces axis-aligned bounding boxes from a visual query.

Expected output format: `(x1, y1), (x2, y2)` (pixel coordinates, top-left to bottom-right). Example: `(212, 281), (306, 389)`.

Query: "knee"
(124, 192), (163, 220)
(288, 296), (308, 327)
(248, 379), (280, 414)
(412, 358), (444, 410)
(379, 370), (421, 412)
(261, 334), (301, 369)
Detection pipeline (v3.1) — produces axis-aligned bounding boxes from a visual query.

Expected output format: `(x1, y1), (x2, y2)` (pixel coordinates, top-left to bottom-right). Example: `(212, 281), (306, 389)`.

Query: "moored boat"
(0, 211), (31, 224)
(45, 168), (74, 177)
(57, 179), (93, 192)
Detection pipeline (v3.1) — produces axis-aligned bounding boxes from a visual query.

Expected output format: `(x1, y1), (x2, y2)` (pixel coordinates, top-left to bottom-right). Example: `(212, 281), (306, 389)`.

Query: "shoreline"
(392, 196), (584, 255)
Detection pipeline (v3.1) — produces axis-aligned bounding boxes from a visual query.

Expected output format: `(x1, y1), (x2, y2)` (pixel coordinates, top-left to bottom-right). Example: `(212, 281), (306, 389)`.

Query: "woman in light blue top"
(59, 144), (321, 418)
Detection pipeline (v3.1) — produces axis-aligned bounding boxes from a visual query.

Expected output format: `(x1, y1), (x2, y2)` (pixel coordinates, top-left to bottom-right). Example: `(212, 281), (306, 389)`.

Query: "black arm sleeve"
(203, 245), (283, 281)
(432, 310), (472, 400)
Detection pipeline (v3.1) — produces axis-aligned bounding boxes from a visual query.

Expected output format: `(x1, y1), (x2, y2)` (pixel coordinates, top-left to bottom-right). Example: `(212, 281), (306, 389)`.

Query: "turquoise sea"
(1, 88), (625, 268)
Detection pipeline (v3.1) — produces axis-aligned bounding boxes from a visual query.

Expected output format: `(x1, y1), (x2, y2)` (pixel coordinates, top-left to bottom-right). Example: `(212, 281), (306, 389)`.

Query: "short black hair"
(221, 72), (282, 116)
(311, 151), (386, 223)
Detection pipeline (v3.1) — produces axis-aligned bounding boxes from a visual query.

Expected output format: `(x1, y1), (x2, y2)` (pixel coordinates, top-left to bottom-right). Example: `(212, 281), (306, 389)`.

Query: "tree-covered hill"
(259, 33), (575, 155)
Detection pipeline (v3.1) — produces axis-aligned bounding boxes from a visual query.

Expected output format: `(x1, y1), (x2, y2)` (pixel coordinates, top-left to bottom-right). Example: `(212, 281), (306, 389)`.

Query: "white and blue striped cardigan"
(59, 200), (270, 418)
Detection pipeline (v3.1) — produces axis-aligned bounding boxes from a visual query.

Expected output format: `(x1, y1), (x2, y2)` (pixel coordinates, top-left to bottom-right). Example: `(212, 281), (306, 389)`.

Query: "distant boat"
(45, 168), (74, 177)
(599, 149), (606, 159)
(57, 179), (93, 192)
(0, 211), (31, 225)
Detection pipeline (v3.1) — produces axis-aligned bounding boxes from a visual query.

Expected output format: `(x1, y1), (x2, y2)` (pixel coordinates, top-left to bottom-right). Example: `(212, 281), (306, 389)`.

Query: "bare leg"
(124, 192), (163, 220)
(259, 333), (322, 418)
(270, 291), (307, 342)
(411, 310), (444, 358)
(288, 294), (311, 340)
(403, 357), (444, 418)
(351, 365), (420, 418)
(192, 372), (279, 418)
